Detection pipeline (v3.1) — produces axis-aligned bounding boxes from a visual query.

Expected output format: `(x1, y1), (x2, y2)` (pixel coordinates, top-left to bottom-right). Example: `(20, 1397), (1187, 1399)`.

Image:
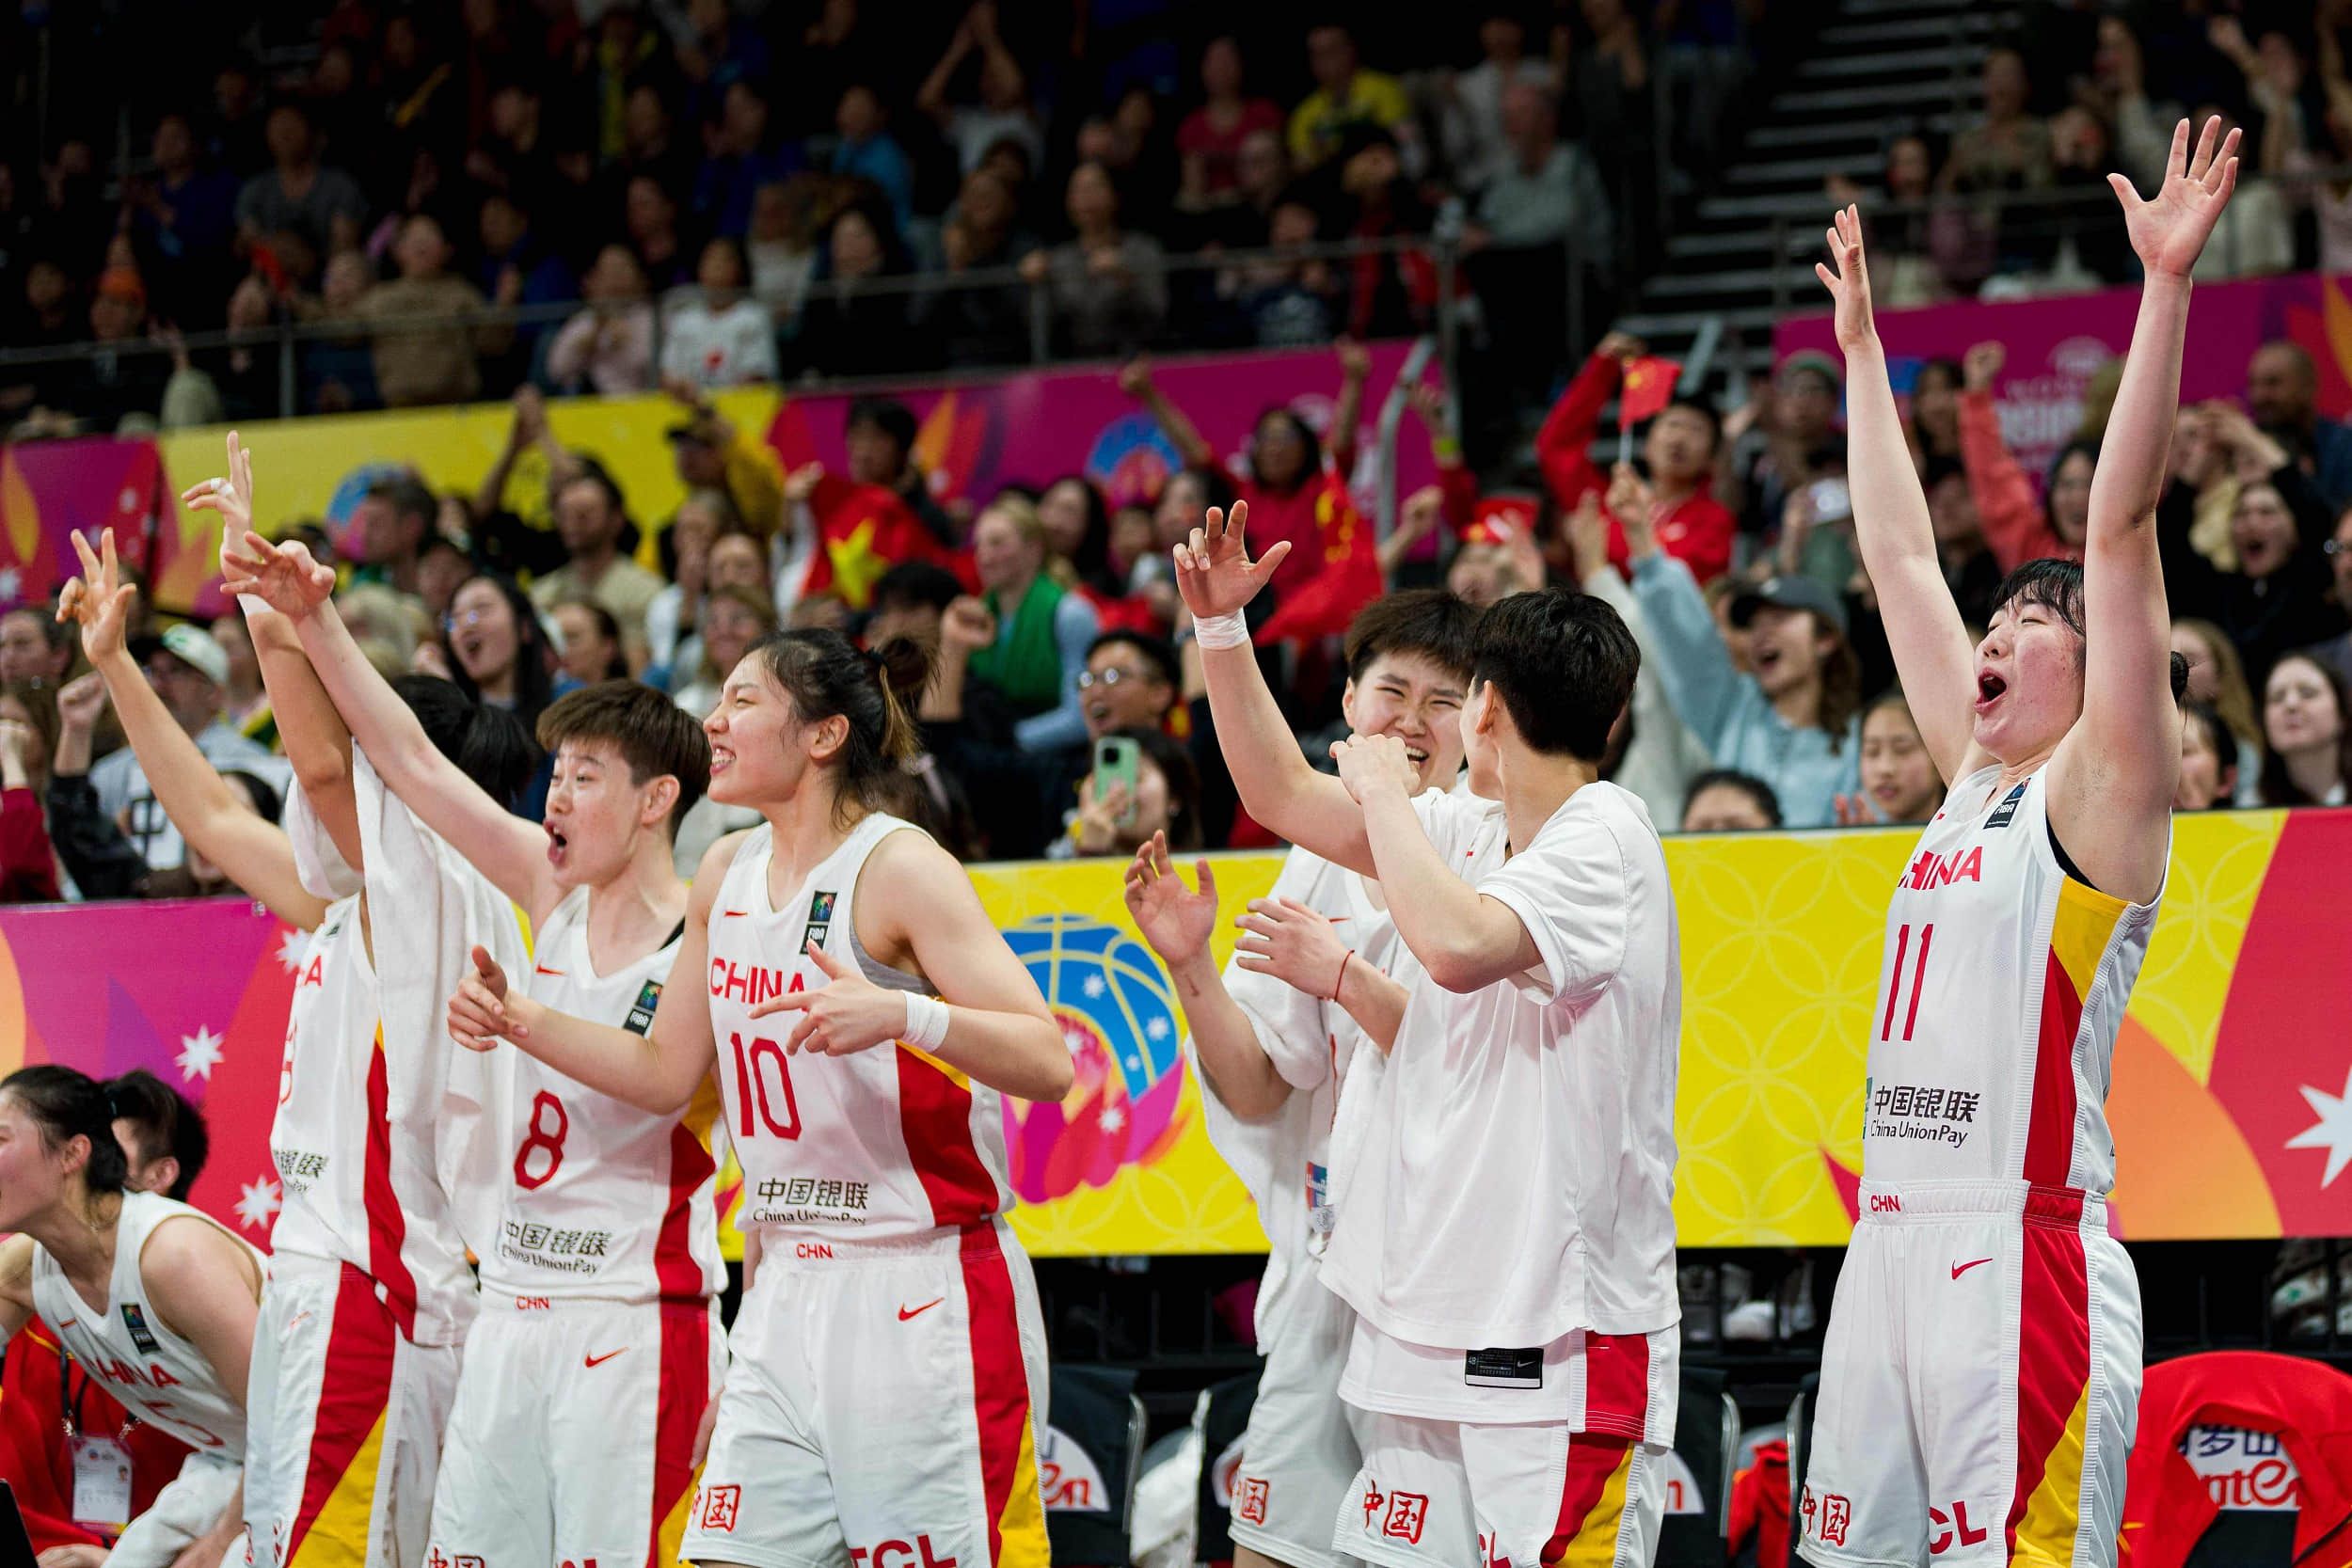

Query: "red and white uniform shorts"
(426, 1294), (723, 1568)
(1227, 1277), (1362, 1568)
(682, 1219), (1049, 1568)
(1800, 1181), (2142, 1568)
(242, 1258), (461, 1568)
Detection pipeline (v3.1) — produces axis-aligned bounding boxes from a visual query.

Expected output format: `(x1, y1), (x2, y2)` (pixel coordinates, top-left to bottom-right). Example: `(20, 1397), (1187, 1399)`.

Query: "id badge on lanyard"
(60, 1346), (137, 1533)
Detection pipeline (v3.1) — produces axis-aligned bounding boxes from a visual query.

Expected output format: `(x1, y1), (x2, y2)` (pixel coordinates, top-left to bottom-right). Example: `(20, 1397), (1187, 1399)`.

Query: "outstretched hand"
(1121, 831), (1218, 966)
(2112, 116), (2240, 280)
(1814, 204), (1875, 351)
(747, 940), (911, 1057)
(56, 530), (139, 668)
(181, 431), (256, 556)
(1174, 499), (1289, 621)
(219, 531), (336, 620)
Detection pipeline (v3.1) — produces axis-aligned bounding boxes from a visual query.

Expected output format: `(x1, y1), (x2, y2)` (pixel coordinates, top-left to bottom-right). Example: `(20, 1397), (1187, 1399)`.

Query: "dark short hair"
(871, 562), (963, 615)
(1683, 768), (1783, 827)
(1343, 588), (1480, 685)
(366, 474), (437, 528)
(846, 397), (919, 452)
(0, 1067), (128, 1195)
(1087, 629), (1179, 690)
(1990, 558), (2189, 701)
(106, 1068), (208, 1199)
(1656, 395), (1723, 454)
(220, 768), (284, 825)
(392, 673), (543, 810)
(537, 680), (711, 837)
(1469, 590), (1639, 762)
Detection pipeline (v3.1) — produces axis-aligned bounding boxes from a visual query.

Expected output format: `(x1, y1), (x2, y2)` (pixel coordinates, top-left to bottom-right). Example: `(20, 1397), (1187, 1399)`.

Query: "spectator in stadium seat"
(2245, 341), (2352, 511)
(233, 103), (367, 261)
(550, 599), (628, 689)
(437, 571), (557, 738)
(669, 583), (779, 721)
(1175, 37), (1284, 210)
(1055, 725), (1201, 859)
(1287, 23), (1413, 172)
(1469, 82), (1612, 256)
(2175, 700), (2239, 811)
(1221, 194), (1340, 348)
(1955, 340), (2093, 570)
(2170, 617), (2265, 805)
(0, 606), (76, 687)
(347, 474), (437, 598)
(1040, 475), (1120, 599)
(1680, 768), (1783, 832)
(1939, 49), (2052, 199)
(660, 237), (779, 389)
(547, 245), (659, 396)
(694, 82), (805, 243)
(0, 681), (62, 900)
(531, 471), (666, 666)
(623, 175), (697, 293)
(1851, 692), (1944, 825)
(746, 179), (821, 324)
(2259, 652), (2350, 806)
(827, 83), (915, 236)
(2306, 508), (2352, 691)
(55, 266), (169, 432)
(1730, 349), (1848, 545)
(925, 167), (1038, 368)
(126, 112), (241, 329)
(1440, 11), (1558, 192)
(866, 562), (967, 651)
(917, 1), (1044, 178)
(473, 192), (577, 382)
(1565, 493), (1711, 828)
(645, 489), (732, 682)
(952, 494), (1100, 729)
(844, 396), (960, 548)
(1538, 330), (1736, 583)
(1019, 162), (1168, 358)
(793, 199), (922, 378)
(1908, 356), (1964, 468)
(356, 214), (506, 407)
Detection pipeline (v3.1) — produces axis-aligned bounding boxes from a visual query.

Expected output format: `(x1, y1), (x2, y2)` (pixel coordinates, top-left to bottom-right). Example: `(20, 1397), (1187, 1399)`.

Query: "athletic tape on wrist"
(1192, 611), (1249, 650)
(237, 594), (272, 620)
(903, 992), (951, 1051)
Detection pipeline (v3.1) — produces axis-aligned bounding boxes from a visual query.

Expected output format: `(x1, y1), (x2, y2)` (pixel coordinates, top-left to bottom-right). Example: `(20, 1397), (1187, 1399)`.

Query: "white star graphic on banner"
(2285, 1069), (2352, 1187)
(1144, 1016), (1169, 1041)
(234, 1177), (281, 1231)
(278, 927), (309, 974)
(1081, 974), (1107, 1000)
(1099, 1105), (1126, 1134)
(176, 1025), (226, 1082)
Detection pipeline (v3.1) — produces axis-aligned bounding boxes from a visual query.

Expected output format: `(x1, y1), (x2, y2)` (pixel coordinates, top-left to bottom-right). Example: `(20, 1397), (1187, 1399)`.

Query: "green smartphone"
(1093, 736), (1142, 828)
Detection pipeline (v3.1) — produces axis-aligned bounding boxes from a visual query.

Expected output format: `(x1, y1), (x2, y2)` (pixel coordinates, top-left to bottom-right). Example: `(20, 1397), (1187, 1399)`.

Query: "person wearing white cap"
(88, 620), (289, 870)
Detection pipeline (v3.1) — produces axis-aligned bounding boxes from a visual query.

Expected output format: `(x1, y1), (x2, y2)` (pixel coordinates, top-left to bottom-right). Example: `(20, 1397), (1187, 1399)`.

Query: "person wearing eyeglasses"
(2307, 507), (2352, 691)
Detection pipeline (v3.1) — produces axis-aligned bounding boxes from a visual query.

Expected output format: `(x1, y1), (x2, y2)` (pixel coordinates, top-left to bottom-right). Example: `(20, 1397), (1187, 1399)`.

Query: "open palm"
(181, 431), (256, 572)
(1814, 203), (1876, 351)
(57, 530), (136, 665)
(1174, 500), (1289, 621)
(1121, 832), (1219, 966)
(2111, 116), (2241, 279)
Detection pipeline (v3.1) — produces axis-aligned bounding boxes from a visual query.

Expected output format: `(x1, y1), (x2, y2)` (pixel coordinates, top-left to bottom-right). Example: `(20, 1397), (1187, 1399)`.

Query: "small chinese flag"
(1617, 356), (1682, 429)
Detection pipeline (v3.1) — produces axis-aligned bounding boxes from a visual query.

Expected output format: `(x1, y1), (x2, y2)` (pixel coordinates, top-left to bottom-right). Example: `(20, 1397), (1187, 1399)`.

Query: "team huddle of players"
(0, 117), (2238, 1568)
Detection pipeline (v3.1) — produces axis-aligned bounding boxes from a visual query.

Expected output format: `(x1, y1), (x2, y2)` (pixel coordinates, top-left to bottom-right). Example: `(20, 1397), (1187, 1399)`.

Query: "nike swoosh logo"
(583, 1348), (627, 1368)
(898, 1298), (945, 1322)
(1951, 1258), (1993, 1279)
(52, 1320), (74, 1331)
(722, 910), (749, 919)
(534, 965), (565, 976)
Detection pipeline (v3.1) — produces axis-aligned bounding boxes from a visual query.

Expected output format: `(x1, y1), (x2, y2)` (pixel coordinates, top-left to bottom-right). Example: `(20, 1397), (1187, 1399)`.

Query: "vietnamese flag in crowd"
(1255, 474), (1382, 645)
(797, 473), (961, 610)
(1618, 356), (1681, 429)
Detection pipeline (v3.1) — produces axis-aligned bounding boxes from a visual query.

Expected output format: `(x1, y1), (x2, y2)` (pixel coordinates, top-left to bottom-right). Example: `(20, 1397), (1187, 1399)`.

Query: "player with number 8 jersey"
(444, 629), (1073, 1568)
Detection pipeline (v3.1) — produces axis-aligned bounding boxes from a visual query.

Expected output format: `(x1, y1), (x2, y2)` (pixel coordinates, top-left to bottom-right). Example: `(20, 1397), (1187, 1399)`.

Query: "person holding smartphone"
(1057, 728), (1201, 858)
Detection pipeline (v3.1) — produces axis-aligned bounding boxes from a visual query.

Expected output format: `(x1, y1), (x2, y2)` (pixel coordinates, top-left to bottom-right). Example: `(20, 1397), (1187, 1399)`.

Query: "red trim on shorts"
(361, 1032), (419, 1338)
(1581, 1332), (1654, 1441)
(1542, 1435), (1633, 1566)
(654, 1123), (717, 1301)
(645, 1301), (711, 1568)
(958, 1226), (1035, 1565)
(2004, 1212), (2091, 1561)
(897, 1050), (996, 1228)
(285, 1265), (398, 1566)
(2023, 952), (2085, 1188)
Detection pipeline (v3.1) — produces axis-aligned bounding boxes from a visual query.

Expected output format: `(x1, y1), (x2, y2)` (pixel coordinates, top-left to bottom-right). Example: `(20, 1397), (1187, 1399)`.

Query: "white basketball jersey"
(1200, 842), (1400, 1352)
(479, 886), (723, 1303)
(704, 814), (1015, 1241)
(30, 1191), (259, 1456)
(1861, 765), (2164, 1195)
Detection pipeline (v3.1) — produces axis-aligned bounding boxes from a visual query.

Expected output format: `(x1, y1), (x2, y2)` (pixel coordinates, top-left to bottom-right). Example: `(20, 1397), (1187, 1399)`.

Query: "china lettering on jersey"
(1860, 767), (2161, 1194)
(703, 815), (1013, 1240)
(479, 886), (722, 1303)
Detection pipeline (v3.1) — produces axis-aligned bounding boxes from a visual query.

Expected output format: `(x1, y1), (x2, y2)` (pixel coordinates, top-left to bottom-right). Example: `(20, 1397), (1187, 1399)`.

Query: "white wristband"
(237, 594), (273, 620)
(1192, 611), (1249, 650)
(903, 992), (951, 1052)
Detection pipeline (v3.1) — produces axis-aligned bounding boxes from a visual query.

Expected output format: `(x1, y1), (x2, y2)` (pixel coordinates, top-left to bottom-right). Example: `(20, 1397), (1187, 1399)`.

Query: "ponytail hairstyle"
(0, 1066), (129, 1196)
(390, 673), (544, 812)
(751, 628), (931, 827)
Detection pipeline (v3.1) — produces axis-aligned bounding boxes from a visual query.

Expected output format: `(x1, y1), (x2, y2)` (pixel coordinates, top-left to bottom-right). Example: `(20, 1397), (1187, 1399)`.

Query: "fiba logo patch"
(999, 914), (1189, 1203)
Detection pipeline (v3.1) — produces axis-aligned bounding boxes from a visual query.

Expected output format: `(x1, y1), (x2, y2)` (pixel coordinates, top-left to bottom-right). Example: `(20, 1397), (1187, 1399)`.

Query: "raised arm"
(1119, 357), (1216, 470)
(1175, 501), (1375, 874)
(450, 832), (734, 1115)
(222, 532), (557, 923)
(2053, 118), (2238, 902)
(1327, 339), (1371, 474)
(1122, 835), (1289, 1117)
(1816, 205), (1982, 781)
(56, 530), (326, 929)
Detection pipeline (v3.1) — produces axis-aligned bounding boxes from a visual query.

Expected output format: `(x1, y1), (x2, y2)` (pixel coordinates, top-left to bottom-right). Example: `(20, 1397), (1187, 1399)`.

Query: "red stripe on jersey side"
(645, 1300), (712, 1568)
(1879, 923), (1912, 1041)
(2023, 951), (2086, 1189)
(1541, 1434), (1634, 1566)
(1581, 1331), (1653, 1441)
(2004, 1213), (2091, 1561)
(959, 1227), (1044, 1565)
(654, 1121), (717, 1302)
(360, 1032), (419, 1338)
(284, 1264), (398, 1566)
(896, 1048), (996, 1228)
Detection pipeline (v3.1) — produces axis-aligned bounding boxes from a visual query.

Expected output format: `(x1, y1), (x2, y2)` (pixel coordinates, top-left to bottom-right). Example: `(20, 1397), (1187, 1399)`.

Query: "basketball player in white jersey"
(223, 531), (727, 1568)
(152, 439), (537, 1568)
(446, 628), (1073, 1568)
(1799, 119), (2236, 1568)
(0, 1067), (262, 1568)
(1121, 590), (1477, 1568)
(1179, 507), (1682, 1568)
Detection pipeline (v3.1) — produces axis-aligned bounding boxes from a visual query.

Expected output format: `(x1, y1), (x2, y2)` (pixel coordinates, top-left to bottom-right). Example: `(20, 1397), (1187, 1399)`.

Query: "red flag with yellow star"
(1254, 473), (1382, 645)
(797, 474), (957, 610)
(1617, 356), (1681, 429)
